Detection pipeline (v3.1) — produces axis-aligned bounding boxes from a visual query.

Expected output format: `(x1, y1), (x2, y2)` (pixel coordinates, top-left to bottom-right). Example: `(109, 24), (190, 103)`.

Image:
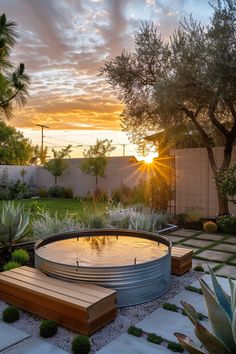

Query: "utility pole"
(36, 124), (49, 152)
(120, 144), (127, 156)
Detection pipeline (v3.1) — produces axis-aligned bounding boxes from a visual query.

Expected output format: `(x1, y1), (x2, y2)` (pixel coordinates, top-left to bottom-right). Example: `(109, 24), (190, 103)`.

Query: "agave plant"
(0, 201), (30, 252)
(174, 267), (236, 353)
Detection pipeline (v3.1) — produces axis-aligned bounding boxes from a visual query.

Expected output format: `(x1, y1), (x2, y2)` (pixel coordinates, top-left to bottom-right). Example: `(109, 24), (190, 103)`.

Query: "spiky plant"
(0, 201), (30, 252)
(174, 267), (236, 353)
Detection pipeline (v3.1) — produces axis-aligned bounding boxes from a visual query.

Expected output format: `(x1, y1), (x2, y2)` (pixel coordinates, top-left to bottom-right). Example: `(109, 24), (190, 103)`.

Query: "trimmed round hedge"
(39, 320), (58, 338)
(3, 306), (20, 323)
(72, 335), (91, 354)
(11, 249), (30, 265)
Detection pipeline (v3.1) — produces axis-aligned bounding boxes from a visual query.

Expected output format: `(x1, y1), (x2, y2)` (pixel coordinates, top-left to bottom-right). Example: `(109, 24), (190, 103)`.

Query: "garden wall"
(37, 156), (148, 196)
(0, 165), (37, 188)
(170, 147), (236, 218)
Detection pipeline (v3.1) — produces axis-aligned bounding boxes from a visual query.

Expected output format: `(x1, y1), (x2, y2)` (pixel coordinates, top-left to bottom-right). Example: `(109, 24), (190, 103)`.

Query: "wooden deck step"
(171, 246), (193, 276)
(0, 266), (117, 335)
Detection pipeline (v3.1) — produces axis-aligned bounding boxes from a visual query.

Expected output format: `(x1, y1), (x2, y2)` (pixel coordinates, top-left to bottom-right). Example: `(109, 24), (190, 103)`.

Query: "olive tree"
(102, 0), (236, 215)
(44, 145), (72, 185)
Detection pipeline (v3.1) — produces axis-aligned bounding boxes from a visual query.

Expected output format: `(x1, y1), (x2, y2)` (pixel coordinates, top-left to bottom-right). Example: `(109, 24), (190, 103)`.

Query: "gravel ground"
(0, 270), (200, 354)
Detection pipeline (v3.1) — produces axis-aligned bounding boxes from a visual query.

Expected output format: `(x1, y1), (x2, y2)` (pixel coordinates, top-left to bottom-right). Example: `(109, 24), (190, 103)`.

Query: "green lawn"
(0, 198), (107, 218)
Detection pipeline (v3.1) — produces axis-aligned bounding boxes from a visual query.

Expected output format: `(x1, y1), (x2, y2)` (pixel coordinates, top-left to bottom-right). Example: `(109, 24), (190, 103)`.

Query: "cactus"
(174, 267), (236, 353)
(0, 201), (30, 252)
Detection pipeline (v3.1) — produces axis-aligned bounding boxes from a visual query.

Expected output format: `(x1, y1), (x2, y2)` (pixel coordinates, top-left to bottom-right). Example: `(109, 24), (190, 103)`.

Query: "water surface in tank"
(37, 235), (169, 267)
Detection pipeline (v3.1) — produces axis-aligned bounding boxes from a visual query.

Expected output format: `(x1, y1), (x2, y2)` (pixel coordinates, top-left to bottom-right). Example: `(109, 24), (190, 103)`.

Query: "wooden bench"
(0, 266), (117, 335)
(171, 247), (193, 275)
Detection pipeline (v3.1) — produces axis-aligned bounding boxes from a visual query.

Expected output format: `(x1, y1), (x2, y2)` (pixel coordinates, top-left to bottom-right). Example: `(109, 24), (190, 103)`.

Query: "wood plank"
(19, 266), (115, 297)
(1, 271), (103, 305)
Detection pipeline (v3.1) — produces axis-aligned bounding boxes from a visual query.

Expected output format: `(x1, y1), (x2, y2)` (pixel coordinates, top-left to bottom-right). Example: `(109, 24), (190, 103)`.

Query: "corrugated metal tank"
(35, 229), (171, 307)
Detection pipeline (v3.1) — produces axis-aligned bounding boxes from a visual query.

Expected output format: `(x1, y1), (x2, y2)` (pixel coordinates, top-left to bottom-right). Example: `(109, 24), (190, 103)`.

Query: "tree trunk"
(217, 192), (229, 216)
(55, 175), (57, 185)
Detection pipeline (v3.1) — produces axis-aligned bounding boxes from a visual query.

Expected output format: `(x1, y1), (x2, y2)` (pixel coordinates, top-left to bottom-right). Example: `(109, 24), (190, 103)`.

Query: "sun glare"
(144, 155), (154, 164)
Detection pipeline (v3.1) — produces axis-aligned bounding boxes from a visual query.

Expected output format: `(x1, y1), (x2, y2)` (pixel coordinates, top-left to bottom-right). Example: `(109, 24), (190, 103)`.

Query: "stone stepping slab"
(169, 290), (207, 316)
(195, 249), (233, 262)
(7, 340), (69, 354)
(0, 322), (30, 351)
(169, 230), (199, 237)
(215, 265), (236, 278)
(165, 235), (185, 243)
(212, 243), (236, 253)
(223, 237), (236, 245)
(192, 259), (220, 271)
(95, 333), (173, 354)
(136, 308), (208, 344)
(195, 233), (225, 241)
(182, 239), (214, 248)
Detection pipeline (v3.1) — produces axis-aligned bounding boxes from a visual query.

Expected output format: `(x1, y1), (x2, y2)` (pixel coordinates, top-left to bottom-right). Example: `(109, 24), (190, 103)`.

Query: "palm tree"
(0, 13), (30, 119)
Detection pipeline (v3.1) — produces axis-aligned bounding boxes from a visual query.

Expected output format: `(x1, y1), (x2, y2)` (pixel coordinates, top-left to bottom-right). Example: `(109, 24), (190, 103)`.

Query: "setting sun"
(144, 155), (154, 164)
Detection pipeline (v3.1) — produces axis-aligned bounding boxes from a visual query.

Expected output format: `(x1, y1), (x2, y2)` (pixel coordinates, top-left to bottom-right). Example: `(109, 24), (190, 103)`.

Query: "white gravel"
(0, 270), (200, 354)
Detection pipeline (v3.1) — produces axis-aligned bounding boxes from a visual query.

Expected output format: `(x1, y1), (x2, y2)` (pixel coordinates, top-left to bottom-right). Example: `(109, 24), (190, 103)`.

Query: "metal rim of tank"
(34, 228), (171, 269)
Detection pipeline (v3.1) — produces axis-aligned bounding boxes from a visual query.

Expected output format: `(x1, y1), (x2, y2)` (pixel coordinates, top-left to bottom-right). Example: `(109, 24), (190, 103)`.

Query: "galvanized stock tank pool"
(35, 229), (171, 306)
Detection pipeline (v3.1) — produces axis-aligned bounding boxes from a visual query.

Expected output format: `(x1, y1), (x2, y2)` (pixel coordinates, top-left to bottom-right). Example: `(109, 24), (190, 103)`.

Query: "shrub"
(3, 261), (21, 271)
(162, 303), (178, 312)
(185, 285), (203, 295)
(167, 342), (184, 352)
(39, 320), (58, 338)
(11, 249), (30, 265)
(72, 335), (91, 354)
(48, 185), (65, 198)
(38, 188), (49, 198)
(217, 215), (236, 234)
(147, 333), (163, 344)
(89, 215), (106, 229)
(185, 207), (203, 223)
(194, 265), (204, 272)
(3, 306), (20, 323)
(127, 326), (142, 337)
(64, 187), (73, 199)
(32, 211), (81, 238)
(203, 221), (218, 233)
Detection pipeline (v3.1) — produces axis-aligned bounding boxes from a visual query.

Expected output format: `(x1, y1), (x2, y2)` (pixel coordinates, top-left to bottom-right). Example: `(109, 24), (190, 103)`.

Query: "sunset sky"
(1, 0), (213, 157)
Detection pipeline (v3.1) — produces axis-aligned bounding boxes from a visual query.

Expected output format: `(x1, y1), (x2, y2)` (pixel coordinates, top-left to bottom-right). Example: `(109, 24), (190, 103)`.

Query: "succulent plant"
(174, 267), (236, 353)
(0, 201), (30, 251)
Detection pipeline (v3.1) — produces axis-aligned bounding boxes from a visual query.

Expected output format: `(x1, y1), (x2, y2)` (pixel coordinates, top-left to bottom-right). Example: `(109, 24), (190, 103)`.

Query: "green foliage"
(0, 121), (33, 164)
(39, 320), (58, 338)
(147, 333), (163, 344)
(64, 187), (73, 199)
(32, 211), (81, 238)
(71, 335), (91, 354)
(88, 215), (106, 229)
(203, 221), (218, 233)
(194, 265), (204, 272)
(81, 139), (115, 190)
(175, 267), (236, 353)
(48, 185), (66, 198)
(102, 0), (236, 215)
(111, 181), (147, 205)
(185, 285), (203, 295)
(11, 248), (29, 265)
(185, 208), (203, 223)
(127, 326), (142, 337)
(3, 260), (21, 271)
(38, 188), (49, 198)
(217, 215), (236, 234)
(215, 165), (236, 204)
(167, 342), (184, 353)
(162, 303), (178, 312)
(2, 306), (20, 323)
(0, 201), (30, 247)
(149, 175), (171, 212)
(0, 13), (30, 119)
(44, 145), (72, 185)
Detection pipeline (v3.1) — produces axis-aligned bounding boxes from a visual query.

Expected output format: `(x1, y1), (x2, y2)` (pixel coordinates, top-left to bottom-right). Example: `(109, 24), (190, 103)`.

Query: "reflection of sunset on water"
(38, 236), (168, 267)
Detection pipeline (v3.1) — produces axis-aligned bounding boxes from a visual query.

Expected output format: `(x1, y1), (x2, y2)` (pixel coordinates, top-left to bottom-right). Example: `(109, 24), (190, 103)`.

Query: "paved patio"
(166, 229), (236, 278)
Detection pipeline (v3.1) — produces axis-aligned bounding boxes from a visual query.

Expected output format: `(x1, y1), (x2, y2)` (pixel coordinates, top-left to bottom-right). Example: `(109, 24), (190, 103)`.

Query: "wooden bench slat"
(20, 266), (115, 297)
(4, 270), (106, 305)
(171, 246), (193, 276)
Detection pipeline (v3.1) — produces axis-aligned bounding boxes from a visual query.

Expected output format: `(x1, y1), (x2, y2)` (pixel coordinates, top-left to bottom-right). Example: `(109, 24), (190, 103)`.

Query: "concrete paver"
(215, 265), (236, 278)
(95, 333), (173, 354)
(195, 233), (224, 241)
(195, 249), (233, 262)
(0, 322), (30, 351)
(170, 290), (207, 316)
(182, 239), (213, 248)
(212, 243), (236, 253)
(7, 340), (69, 354)
(170, 230), (198, 237)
